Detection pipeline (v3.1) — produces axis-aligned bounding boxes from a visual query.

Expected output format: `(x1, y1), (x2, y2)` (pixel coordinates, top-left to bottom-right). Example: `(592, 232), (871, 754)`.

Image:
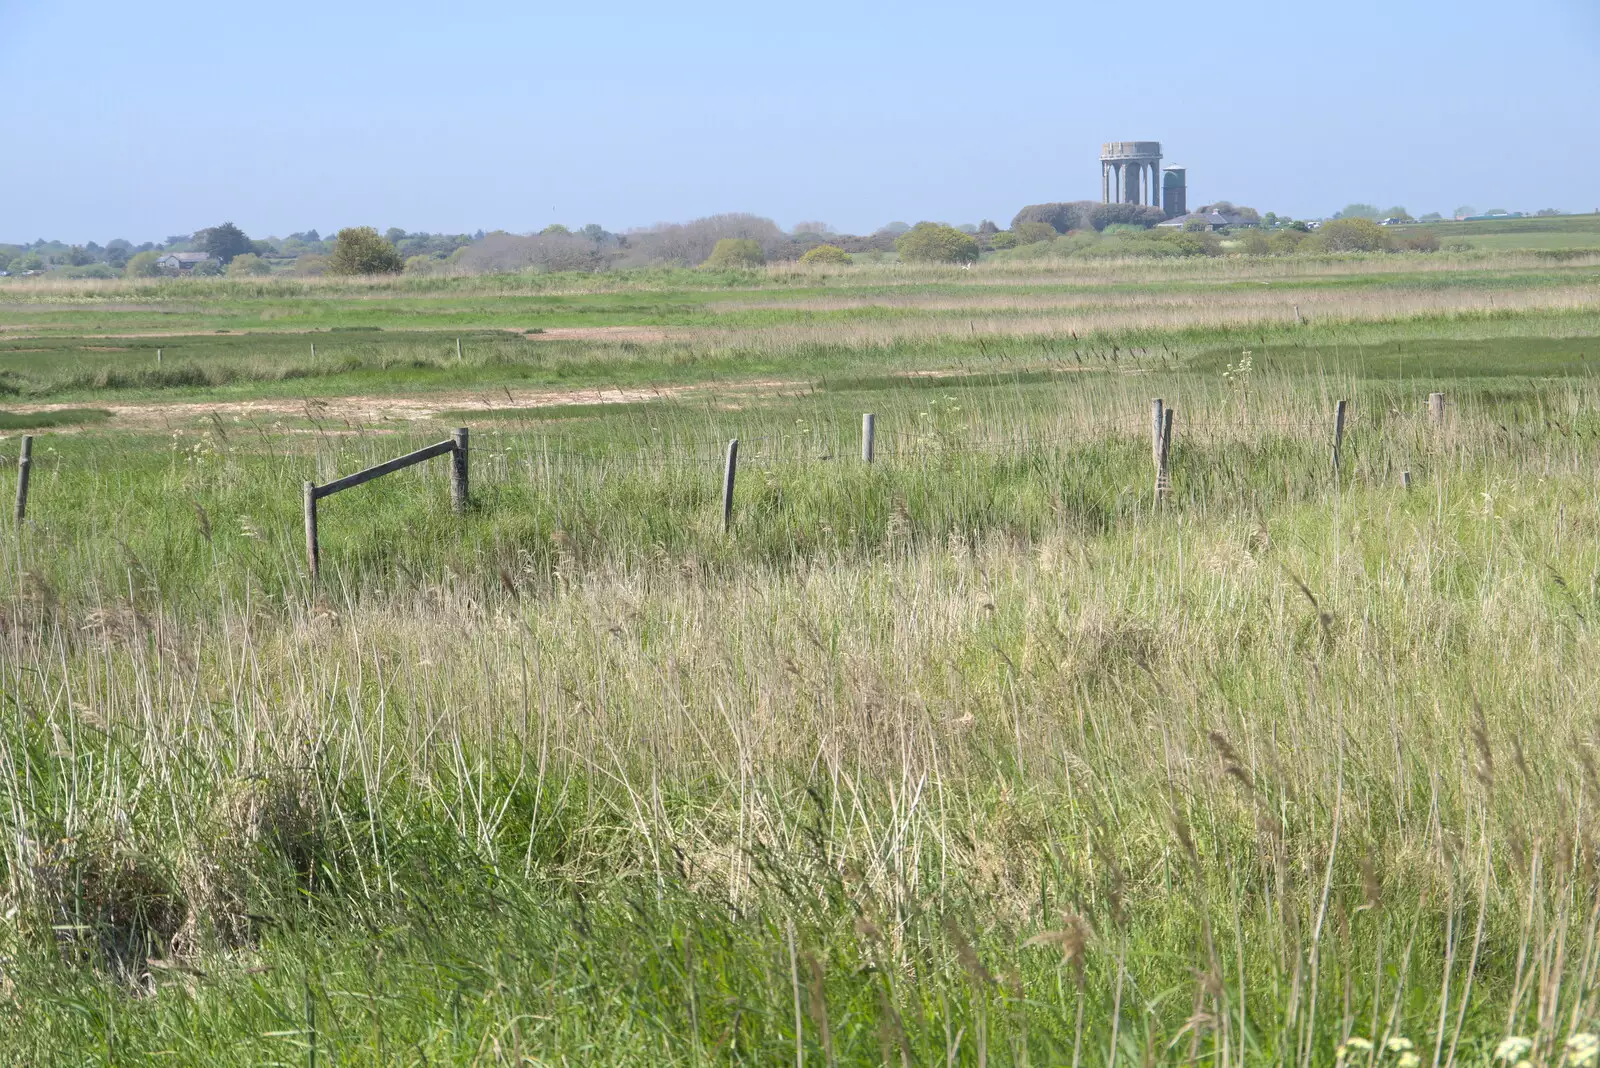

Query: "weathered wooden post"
(1150, 398), (1164, 480)
(861, 413), (876, 463)
(1428, 392), (1445, 426)
(1159, 406), (1174, 499)
(722, 439), (739, 532)
(13, 435), (32, 524)
(156, 348), (162, 364)
(1401, 469), (1412, 490)
(456, 337), (463, 363)
(303, 481), (320, 580)
(1332, 399), (1348, 477)
(450, 427), (469, 514)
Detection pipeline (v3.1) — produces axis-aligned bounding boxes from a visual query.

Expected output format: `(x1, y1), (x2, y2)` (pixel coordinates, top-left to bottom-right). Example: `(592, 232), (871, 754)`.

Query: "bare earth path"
(5, 376), (811, 429)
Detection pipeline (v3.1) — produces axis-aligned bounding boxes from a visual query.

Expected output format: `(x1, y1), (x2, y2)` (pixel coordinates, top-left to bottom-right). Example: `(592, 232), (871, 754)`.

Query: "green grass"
(5, 256), (1600, 1064)
(0, 407), (110, 429)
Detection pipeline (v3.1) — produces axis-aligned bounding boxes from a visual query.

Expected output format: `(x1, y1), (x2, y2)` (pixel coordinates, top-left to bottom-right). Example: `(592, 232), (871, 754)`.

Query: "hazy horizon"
(4, 0), (1597, 246)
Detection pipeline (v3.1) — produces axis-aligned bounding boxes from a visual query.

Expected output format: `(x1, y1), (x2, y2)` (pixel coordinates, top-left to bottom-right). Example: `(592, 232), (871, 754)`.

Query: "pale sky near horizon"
(2, 0), (1597, 245)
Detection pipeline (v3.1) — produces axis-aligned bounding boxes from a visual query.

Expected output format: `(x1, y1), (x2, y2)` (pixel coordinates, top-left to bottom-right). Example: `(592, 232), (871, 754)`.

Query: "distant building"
(156, 252), (215, 272)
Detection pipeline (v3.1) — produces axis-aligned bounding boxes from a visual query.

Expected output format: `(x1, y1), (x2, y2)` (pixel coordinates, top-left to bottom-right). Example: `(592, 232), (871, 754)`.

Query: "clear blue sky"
(3, 0), (1597, 244)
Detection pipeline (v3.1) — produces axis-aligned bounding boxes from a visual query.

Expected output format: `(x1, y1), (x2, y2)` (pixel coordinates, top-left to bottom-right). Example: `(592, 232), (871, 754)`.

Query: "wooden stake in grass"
(1151, 399), (1173, 501)
(722, 439), (739, 532)
(861, 413), (875, 464)
(13, 434), (32, 524)
(1332, 399), (1348, 479)
(456, 337), (463, 363)
(1429, 392), (1446, 427)
(450, 427), (469, 515)
(1402, 469), (1413, 490)
(303, 480), (319, 581)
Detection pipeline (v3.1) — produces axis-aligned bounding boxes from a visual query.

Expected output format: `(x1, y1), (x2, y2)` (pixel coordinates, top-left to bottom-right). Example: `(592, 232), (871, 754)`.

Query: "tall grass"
(6, 366), (1600, 1062)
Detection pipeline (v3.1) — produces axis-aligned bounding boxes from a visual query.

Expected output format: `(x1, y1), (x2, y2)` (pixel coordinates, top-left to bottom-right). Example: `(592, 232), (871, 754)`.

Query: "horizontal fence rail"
(303, 428), (468, 580)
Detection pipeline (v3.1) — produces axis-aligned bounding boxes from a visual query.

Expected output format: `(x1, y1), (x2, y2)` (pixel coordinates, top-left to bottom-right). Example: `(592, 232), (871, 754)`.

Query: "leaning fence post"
(722, 439), (739, 532)
(303, 481), (320, 580)
(1332, 399), (1348, 478)
(1428, 392), (1445, 426)
(861, 413), (876, 463)
(450, 427), (469, 514)
(13, 435), (32, 524)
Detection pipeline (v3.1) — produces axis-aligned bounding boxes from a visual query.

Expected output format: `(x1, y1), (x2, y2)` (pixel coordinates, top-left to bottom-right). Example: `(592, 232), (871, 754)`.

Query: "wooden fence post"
(1332, 399), (1348, 477)
(1160, 407), (1174, 499)
(1401, 469), (1412, 490)
(456, 337), (463, 363)
(450, 427), (469, 514)
(1150, 398), (1164, 482)
(1428, 392), (1445, 426)
(13, 435), (32, 524)
(722, 439), (739, 532)
(861, 413), (875, 463)
(303, 481), (319, 580)
(156, 348), (162, 364)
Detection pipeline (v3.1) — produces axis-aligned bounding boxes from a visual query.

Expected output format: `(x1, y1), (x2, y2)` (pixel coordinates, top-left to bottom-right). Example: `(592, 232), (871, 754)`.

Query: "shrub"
(798, 244), (852, 265)
(1012, 222), (1057, 245)
(1085, 203), (1165, 230)
(988, 231), (1018, 250)
(327, 227), (405, 275)
(895, 223), (979, 264)
(1318, 218), (1391, 253)
(1395, 231), (1440, 252)
(124, 251), (162, 278)
(1011, 202), (1088, 233)
(703, 238), (766, 269)
(226, 253), (272, 277)
(1240, 231), (1271, 256)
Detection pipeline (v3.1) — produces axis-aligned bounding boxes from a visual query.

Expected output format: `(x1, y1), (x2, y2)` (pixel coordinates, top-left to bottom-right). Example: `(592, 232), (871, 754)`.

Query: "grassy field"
(3, 253), (1600, 1064)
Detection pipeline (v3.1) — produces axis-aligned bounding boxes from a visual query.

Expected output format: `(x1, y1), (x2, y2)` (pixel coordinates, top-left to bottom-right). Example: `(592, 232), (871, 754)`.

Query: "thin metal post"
(722, 439), (738, 532)
(861, 413), (876, 463)
(303, 481), (319, 580)
(450, 427), (469, 514)
(13, 435), (32, 524)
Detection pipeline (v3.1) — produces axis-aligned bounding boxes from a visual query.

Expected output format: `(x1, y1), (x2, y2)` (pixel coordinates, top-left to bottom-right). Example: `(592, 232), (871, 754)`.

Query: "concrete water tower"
(1100, 141), (1163, 207)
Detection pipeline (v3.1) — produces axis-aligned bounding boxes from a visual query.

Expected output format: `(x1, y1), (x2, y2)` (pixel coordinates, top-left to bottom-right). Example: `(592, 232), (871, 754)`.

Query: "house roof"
(161, 251), (213, 262)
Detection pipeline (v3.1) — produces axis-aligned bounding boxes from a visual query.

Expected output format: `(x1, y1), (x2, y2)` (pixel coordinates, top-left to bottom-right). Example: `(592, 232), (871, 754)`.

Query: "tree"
(125, 251), (162, 277)
(198, 222), (253, 264)
(1419, 212), (1444, 222)
(792, 221), (831, 236)
(1453, 206), (1476, 219)
(227, 253), (272, 277)
(977, 220), (999, 234)
(13, 252), (44, 272)
(1536, 208), (1563, 217)
(327, 227), (404, 275)
(384, 227), (407, 244)
(1381, 207), (1413, 222)
(65, 246), (94, 266)
(798, 244), (852, 265)
(879, 221), (911, 235)
(581, 224), (608, 243)
(703, 238), (765, 269)
(539, 224), (571, 236)
(1318, 218), (1391, 252)
(1333, 204), (1383, 221)
(895, 222), (979, 264)
(988, 231), (1018, 250)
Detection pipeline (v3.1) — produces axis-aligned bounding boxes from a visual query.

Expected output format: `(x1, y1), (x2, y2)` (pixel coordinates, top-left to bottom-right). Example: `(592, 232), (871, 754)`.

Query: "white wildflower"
(1396, 1054), (1419, 1068)
(1569, 1033), (1600, 1068)
(1385, 1037), (1414, 1054)
(1495, 1037), (1533, 1063)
